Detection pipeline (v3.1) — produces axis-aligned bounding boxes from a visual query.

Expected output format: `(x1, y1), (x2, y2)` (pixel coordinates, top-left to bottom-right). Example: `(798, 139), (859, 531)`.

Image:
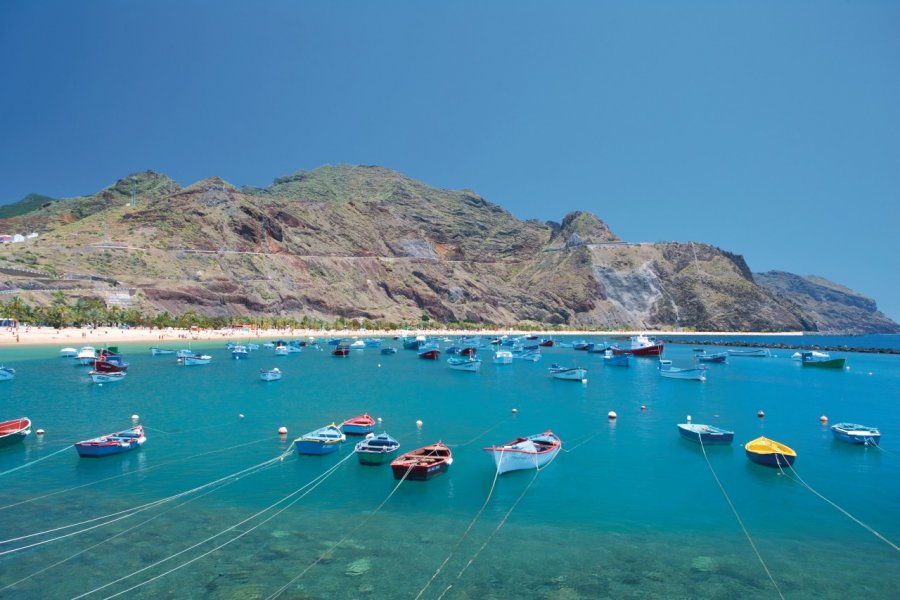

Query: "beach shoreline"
(0, 326), (804, 349)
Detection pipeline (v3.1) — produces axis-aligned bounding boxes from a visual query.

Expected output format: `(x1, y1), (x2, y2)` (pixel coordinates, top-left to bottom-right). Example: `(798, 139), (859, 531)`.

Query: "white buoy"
(36, 429), (45, 435)
(819, 415), (828, 423)
(278, 426), (288, 435)
(239, 414), (245, 419)
(511, 408), (518, 414)
(687, 415), (692, 422)
(608, 411), (617, 420)
(365, 432), (375, 440)
(640, 405), (646, 411)
(377, 417), (383, 424)
(416, 419), (423, 428)
(131, 414), (139, 421)
(757, 410), (765, 418)
(378, 364), (381, 368)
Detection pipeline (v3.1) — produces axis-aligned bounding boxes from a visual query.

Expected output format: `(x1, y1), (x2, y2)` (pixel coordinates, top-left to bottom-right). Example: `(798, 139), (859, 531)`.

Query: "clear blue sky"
(2, 1), (898, 321)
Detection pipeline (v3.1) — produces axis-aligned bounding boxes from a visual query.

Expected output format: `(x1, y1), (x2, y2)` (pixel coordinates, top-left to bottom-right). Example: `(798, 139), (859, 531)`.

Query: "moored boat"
(60, 347), (78, 357)
(259, 367), (282, 381)
(417, 345), (440, 360)
(90, 371), (126, 383)
(341, 413), (376, 436)
(658, 360), (707, 381)
(181, 353), (212, 365)
(447, 357), (481, 372)
(800, 352), (846, 369)
(610, 334), (664, 356)
(355, 432), (401, 465)
(295, 424), (346, 455)
(332, 344), (350, 357)
(677, 422), (734, 445)
(232, 345), (250, 359)
(538, 338), (554, 347)
(75, 346), (98, 365)
(483, 431), (561, 474)
(380, 347), (398, 355)
(792, 350), (830, 360)
(727, 348), (770, 358)
(493, 350), (513, 365)
(74, 425), (145, 457)
(0, 417), (31, 447)
(601, 349), (629, 367)
(744, 436), (796, 467)
(0, 366), (15, 381)
(830, 423), (880, 445)
(697, 352), (728, 363)
(349, 339), (366, 349)
(390, 442), (452, 480)
(548, 364), (587, 381)
(274, 343), (289, 356)
(150, 347), (176, 356)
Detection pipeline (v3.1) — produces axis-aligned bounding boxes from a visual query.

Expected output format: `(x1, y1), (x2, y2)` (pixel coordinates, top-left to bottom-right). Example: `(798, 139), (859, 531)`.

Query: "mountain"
(0, 164), (895, 332)
(754, 271), (899, 334)
(0, 193), (58, 219)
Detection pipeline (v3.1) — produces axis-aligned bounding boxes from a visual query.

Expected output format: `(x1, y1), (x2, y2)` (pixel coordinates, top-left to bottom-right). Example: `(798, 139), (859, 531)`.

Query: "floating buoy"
(365, 432), (375, 440)
(511, 408), (518, 414)
(239, 414), (245, 419)
(377, 364), (381, 368)
(277, 426), (288, 435)
(608, 411), (617, 420)
(757, 410), (765, 418)
(377, 417), (383, 423)
(131, 414), (139, 421)
(686, 415), (692, 422)
(640, 405), (646, 411)
(416, 419), (423, 428)
(36, 429), (45, 435)
(819, 415), (828, 423)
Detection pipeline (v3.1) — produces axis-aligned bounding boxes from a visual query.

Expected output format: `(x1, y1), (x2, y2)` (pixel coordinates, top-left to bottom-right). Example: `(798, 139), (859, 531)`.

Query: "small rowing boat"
(341, 414), (376, 436)
(0, 418), (31, 447)
(295, 424), (345, 455)
(745, 436), (796, 467)
(390, 442), (452, 480)
(355, 432), (401, 465)
(677, 422), (734, 445)
(74, 425), (145, 457)
(830, 423), (880, 445)
(484, 431), (561, 474)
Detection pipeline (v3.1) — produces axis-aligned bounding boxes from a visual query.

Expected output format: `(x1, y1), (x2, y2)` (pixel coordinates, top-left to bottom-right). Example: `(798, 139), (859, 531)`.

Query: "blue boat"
(355, 432), (401, 465)
(74, 425), (146, 457)
(601, 349), (629, 367)
(677, 422), (734, 445)
(697, 352), (728, 363)
(831, 423), (880, 445)
(363, 338), (382, 348)
(295, 424), (345, 455)
(231, 345), (249, 359)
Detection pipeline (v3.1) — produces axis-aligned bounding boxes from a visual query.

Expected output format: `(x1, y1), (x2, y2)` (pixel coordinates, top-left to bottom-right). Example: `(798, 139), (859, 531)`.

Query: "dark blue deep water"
(1, 338), (898, 599)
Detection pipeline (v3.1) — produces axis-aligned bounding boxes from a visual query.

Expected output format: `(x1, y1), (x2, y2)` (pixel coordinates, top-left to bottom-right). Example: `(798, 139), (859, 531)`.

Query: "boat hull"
(75, 427), (145, 458)
(391, 461), (449, 481)
(550, 368), (587, 381)
(487, 446), (560, 474)
(677, 424), (733, 445)
(831, 424), (880, 445)
(90, 371), (126, 383)
(697, 353), (728, 363)
(0, 418), (31, 447)
(357, 447), (400, 465)
(660, 368), (707, 381)
(602, 354), (629, 367)
(802, 358), (846, 369)
(295, 440), (342, 455)
(417, 350), (440, 360)
(342, 424), (375, 436)
(745, 449), (795, 467)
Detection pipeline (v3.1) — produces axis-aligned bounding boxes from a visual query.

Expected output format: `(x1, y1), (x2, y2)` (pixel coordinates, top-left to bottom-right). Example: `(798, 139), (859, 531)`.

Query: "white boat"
(727, 348), (770, 358)
(90, 371), (126, 383)
(658, 360), (707, 381)
(60, 347), (78, 357)
(246, 343), (260, 351)
(447, 357), (482, 372)
(493, 350), (513, 365)
(150, 347), (176, 356)
(349, 339), (366, 349)
(181, 354), (212, 366)
(0, 366), (15, 381)
(75, 346), (98, 365)
(286, 344), (303, 353)
(232, 345), (249, 359)
(274, 344), (289, 356)
(259, 367), (282, 381)
(176, 349), (195, 358)
(514, 350), (542, 362)
(830, 422), (880, 445)
(548, 364), (587, 381)
(792, 350), (830, 360)
(483, 431), (561, 474)
(263, 342), (275, 348)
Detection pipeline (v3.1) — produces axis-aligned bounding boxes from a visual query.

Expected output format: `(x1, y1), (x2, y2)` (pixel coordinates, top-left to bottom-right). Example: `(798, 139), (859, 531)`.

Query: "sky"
(1, 1), (898, 321)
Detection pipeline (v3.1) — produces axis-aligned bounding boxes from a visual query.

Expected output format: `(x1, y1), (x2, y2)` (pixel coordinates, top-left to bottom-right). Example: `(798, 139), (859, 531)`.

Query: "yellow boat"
(744, 436), (796, 467)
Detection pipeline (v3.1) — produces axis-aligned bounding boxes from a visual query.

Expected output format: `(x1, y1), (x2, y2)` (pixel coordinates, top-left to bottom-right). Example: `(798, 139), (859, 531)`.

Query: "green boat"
(800, 352), (846, 369)
(355, 432), (400, 465)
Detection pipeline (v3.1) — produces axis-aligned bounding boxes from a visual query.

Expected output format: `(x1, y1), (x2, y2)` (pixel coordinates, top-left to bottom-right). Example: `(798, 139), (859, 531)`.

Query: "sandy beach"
(0, 326), (803, 348)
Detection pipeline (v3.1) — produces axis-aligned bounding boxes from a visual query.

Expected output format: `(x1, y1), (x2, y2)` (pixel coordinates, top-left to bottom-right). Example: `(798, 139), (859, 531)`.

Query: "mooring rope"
(265, 464), (415, 600)
(413, 458), (504, 600)
(72, 451), (355, 600)
(0, 446), (72, 478)
(781, 462), (899, 553)
(445, 416), (511, 448)
(560, 428), (604, 453)
(698, 438), (785, 600)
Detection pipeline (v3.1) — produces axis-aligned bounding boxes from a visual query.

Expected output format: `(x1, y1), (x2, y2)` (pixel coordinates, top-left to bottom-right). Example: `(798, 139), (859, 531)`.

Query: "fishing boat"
(259, 367), (282, 381)
(380, 347), (398, 355)
(364, 338), (382, 348)
(94, 349), (129, 373)
(658, 360), (707, 381)
(349, 339), (366, 349)
(149, 347), (176, 356)
(572, 341), (590, 351)
(483, 431), (561, 474)
(493, 350), (513, 365)
(90, 371), (126, 383)
(390, 442), (453, 480)
(744, 436), (796, 467)
(403, 335), (427, 350)
(792, 350), (830, 360)
(0, 366), (15, 381)
(830, 423), (880, 445)
(341, 414), (376, 436)
(355, 432), (401, 465)
(274, 344), (289, 356)
(74, 425), (145, 457)
(0, 417), (31, 447)
(417, 345), (441, 360)
(697, 352), (728, 363)
(548, 364), (587, 381)
(447, 357), (481, 372)
(181, 353), (212, 365)
(514, 349), (542, 362)
(677, 421), (734, 445)
(60, 347), (78, 357)
(331, 344), (350, 357)
(459, 345), (478, 357)
(294, 424), (346, 455)
(176, 348), (195, 358)
(727, 348), (770, 358)
(538, 338), (554, 347)
(232, 345), (249, 359)
(601, 349), (629, 367)
(800, 352), (846, 369)
(610, 334), (664, 356)
(75, 346), (98, 365)
(285, 342), (303, 353)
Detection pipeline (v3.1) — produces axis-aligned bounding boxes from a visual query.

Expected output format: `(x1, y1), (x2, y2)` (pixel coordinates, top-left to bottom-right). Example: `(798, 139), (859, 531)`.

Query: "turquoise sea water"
(1, 339), (898, 599)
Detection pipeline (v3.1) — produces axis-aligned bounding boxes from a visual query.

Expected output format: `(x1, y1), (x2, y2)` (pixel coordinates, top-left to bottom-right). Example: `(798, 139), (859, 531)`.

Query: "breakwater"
(661, 338), (900, 355)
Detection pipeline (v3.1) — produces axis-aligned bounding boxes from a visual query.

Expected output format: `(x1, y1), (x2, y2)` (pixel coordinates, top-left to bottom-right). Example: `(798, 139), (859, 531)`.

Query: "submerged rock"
(691, 555), (717, 573)
(345, 557), (372, 577)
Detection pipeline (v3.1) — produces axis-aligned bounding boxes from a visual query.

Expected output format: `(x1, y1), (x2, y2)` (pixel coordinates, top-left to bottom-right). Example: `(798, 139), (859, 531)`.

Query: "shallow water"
(1, 340), (898, 598)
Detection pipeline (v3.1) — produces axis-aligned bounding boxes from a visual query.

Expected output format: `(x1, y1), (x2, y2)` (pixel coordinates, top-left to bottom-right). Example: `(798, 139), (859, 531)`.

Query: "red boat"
(390, 442), (452, 480)
(611, 334), (664, 357)
(459, 346), (477, 356)
(0, 417), (31, 447)
(417, 347), (440, 360)
(94, 350), (129, 372)
(341, 413), (376, 436)
(332, 344), (350, 357)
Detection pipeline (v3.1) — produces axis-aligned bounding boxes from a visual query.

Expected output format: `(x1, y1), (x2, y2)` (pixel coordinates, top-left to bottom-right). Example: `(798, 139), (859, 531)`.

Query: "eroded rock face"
(2, 164), (895, 332)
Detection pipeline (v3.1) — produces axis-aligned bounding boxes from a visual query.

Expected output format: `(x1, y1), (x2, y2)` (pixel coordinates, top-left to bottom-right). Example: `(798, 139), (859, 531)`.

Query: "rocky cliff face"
(0, 165), (895, 332)
(754, 271), (899, 334)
